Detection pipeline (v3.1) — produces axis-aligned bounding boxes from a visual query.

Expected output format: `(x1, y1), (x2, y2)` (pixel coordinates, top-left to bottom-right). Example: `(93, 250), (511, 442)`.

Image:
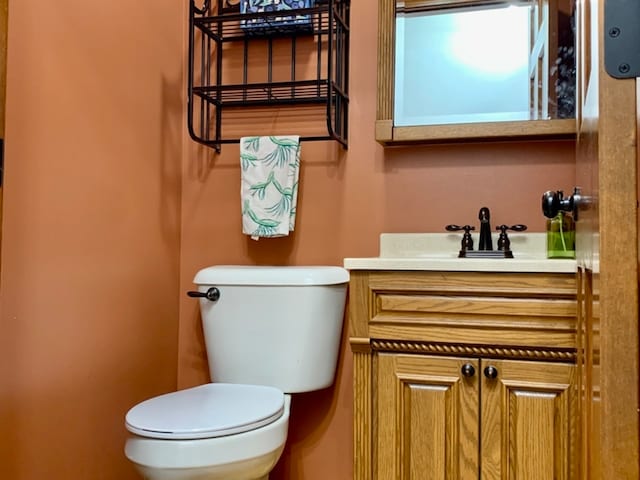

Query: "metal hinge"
(604, 0), (640, 78)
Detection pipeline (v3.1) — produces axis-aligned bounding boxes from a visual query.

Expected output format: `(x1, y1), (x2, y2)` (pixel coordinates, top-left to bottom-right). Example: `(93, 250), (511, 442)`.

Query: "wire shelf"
(187, 0), (350, 152)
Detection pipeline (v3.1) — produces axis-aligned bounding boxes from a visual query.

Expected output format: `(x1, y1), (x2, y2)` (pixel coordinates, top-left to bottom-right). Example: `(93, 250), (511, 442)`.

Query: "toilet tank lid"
(193, 265), (349, 286)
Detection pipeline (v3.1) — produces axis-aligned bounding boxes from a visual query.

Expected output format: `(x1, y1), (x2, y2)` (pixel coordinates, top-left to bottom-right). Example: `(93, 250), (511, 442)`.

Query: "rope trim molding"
(370, 339), (576, 362)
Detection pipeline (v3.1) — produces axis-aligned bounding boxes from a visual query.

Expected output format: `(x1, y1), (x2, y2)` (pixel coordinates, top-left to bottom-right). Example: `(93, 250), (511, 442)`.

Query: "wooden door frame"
(597, 19), (639, 480)
(0, 0), (6, 136)
(0, 0), (6, 264)
(578, 0), (640, 476)
(598, 77), (639, 475)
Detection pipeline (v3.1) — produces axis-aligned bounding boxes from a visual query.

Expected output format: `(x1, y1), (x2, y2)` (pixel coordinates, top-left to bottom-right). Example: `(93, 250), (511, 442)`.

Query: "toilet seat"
(125, 394), (291, 473)
(125, 383), (285, 440)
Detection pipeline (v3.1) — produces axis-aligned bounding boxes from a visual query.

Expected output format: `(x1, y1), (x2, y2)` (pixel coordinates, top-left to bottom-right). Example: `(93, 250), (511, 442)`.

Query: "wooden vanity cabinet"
(349, 270), (578, 480)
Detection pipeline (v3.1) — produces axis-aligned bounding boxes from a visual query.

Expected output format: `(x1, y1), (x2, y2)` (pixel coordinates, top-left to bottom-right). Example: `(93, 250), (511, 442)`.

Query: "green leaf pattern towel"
(240, 136), (301, 239)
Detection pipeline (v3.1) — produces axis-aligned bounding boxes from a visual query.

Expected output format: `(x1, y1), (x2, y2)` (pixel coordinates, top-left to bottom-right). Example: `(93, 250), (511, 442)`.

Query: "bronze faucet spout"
(478, 207), (493, 251)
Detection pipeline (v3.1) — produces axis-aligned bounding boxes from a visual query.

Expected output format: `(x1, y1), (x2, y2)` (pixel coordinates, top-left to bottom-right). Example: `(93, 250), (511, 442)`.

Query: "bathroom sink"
(343, 233), (576, 273)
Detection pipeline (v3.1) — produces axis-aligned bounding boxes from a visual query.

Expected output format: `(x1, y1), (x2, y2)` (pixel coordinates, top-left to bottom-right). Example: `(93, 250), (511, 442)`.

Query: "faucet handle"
(445, 224), (475, 232)
(495, 224), (528, 251)
(445, 224), (475, 251)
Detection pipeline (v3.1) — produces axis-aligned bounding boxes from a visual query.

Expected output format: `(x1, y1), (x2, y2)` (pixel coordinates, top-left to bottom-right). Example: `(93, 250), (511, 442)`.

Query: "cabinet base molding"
(370, 339), (576, 362)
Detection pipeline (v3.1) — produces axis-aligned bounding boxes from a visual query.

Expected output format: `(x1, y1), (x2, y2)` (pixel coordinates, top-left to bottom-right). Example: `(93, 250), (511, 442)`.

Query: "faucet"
(478, 207), (493, 251)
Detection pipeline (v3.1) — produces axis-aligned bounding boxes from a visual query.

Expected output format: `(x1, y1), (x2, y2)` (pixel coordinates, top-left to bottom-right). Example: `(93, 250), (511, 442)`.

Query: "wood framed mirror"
(376, 0), (577, 145)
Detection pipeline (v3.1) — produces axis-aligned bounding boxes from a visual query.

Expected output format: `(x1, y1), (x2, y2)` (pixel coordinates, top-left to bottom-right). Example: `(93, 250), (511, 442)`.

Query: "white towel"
(240, 136), (301, 240)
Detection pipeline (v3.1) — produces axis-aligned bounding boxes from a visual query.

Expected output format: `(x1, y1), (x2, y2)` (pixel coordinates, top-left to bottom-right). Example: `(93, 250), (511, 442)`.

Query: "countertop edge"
(343, 257), (577, 274)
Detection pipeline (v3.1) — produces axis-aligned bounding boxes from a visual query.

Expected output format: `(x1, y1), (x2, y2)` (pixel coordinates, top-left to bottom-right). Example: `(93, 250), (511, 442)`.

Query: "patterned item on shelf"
(240, 136), (301, 240)
(240, 0), (315, 34)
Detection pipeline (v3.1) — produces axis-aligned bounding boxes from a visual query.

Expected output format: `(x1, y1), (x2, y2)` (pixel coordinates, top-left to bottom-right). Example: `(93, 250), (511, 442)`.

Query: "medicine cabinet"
(377, 0), (577, 145)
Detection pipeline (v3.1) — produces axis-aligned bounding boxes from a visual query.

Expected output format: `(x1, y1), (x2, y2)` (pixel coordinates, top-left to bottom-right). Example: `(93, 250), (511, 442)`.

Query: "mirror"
(376, 0), (577, 144)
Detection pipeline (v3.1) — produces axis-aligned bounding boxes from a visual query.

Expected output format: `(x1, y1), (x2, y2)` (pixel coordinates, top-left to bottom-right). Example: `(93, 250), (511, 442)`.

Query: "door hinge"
(604, 0), (640, 78)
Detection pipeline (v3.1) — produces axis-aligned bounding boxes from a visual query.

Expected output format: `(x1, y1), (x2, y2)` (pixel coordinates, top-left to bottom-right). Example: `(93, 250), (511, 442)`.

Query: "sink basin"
(343, 233), (576, 273)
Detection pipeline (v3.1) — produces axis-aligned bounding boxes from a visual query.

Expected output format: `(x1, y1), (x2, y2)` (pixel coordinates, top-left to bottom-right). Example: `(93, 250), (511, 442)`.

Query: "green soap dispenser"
(546, 211), (575, 258)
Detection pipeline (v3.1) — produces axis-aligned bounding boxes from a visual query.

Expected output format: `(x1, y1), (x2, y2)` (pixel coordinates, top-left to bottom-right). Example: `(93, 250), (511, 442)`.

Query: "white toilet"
(124, 265), (349, 480)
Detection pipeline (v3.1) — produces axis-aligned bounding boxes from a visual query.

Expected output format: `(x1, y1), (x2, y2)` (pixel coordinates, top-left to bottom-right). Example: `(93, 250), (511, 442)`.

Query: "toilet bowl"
(125, 384), (291, 480)
(124, 266), (349, 480)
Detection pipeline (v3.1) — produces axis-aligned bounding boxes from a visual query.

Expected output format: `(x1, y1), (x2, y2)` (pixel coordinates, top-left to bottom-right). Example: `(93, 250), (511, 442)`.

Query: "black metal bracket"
(604, 0), (640, 78)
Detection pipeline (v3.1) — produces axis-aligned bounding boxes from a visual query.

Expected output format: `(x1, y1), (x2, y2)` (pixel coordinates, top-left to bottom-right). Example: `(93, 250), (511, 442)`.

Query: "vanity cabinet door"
(376, 354), (577, 480)
(480, 359), (577, 480)
(376, 353), (479, 479)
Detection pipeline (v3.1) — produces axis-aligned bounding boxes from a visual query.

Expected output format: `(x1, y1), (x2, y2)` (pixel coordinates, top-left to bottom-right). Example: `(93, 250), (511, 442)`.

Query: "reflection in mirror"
(394, 0), (575, 127)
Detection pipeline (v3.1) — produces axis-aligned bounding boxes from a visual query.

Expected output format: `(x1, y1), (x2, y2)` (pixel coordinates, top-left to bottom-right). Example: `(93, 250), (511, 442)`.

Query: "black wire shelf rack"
(188, 0), (350, 152)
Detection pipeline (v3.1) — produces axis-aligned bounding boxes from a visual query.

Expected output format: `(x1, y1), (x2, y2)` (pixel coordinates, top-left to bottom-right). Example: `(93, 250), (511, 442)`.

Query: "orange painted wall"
(178, 3), (576, 480)
(0, 1), (575, 480)
(0, 1), (183, 478)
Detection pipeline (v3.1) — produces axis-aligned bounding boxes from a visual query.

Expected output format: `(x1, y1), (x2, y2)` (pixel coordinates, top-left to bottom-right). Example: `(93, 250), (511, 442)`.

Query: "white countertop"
(343, 233), (577, 273)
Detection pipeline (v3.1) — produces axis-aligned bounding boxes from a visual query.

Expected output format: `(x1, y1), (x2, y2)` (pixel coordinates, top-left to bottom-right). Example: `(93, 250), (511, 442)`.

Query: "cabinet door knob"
(461, 363), (476, 378)
(483, 365), (498, 379)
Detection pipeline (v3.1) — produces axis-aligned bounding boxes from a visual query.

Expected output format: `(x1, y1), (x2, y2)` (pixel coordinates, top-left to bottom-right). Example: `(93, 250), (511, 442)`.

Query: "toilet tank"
(192, 266), (349, 393)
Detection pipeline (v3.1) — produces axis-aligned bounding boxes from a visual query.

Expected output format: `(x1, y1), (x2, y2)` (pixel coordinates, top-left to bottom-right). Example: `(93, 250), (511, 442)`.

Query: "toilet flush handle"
(187, 287), (220, 302)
